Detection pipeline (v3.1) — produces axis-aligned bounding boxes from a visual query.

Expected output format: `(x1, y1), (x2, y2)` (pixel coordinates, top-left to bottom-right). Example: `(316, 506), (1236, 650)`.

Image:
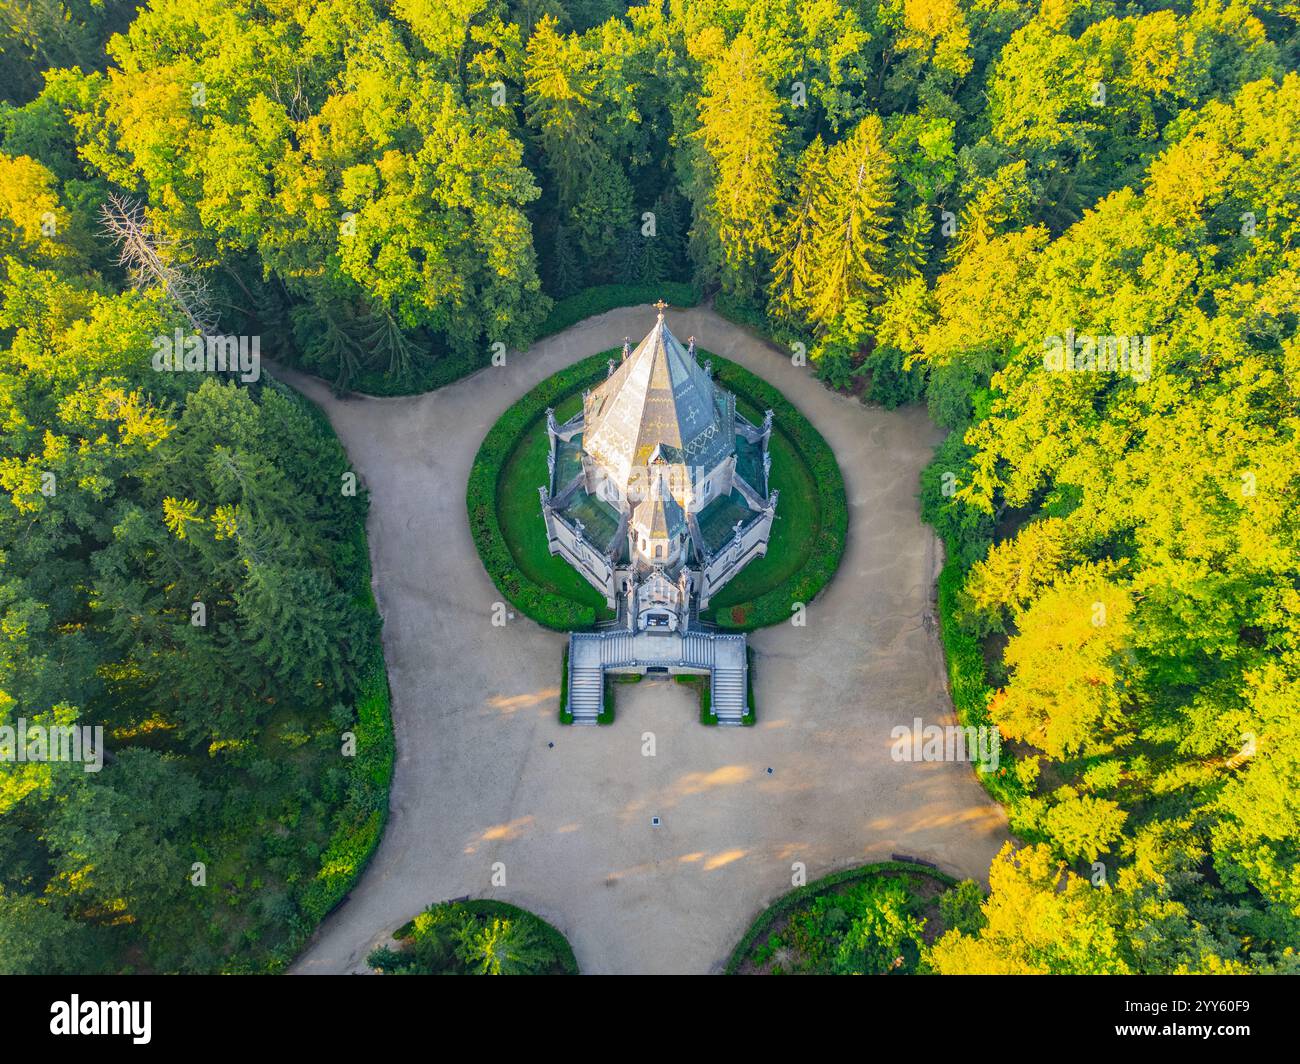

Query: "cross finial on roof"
(654, 298), (669, 318)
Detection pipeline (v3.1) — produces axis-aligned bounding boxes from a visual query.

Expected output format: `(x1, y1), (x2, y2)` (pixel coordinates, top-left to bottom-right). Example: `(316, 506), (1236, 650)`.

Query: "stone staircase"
(710, 664), (747, 724)
(565, 628), (748, 725)
(567, 655), (604, 725)
(602, 630), (633, 664)
(682, 631), (714, 668)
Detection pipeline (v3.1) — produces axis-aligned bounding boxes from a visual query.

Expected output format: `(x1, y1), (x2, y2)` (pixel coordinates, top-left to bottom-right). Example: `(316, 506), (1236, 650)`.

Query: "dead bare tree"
(99, 194), (216, 334)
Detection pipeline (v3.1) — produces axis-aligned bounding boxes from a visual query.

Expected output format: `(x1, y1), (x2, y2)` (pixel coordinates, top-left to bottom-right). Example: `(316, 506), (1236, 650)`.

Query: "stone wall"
(699, 505), (776, 607)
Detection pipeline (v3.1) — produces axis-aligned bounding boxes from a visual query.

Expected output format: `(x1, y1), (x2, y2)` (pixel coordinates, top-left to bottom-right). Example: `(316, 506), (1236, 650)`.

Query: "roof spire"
(622, 336), (631, 360)
(582, 314), (731, 487)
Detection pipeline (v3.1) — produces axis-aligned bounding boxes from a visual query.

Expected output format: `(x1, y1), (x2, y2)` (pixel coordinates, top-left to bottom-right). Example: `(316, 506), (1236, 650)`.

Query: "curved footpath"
(283, 305), (1009, 975)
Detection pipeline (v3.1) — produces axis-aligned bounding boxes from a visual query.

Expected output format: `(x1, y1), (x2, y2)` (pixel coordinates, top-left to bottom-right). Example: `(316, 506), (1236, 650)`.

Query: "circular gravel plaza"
(283, 304), (1009, 975)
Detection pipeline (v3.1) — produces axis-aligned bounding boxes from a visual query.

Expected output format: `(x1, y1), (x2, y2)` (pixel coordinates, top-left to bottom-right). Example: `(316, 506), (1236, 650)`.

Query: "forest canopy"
(1, 0), (1297, 973)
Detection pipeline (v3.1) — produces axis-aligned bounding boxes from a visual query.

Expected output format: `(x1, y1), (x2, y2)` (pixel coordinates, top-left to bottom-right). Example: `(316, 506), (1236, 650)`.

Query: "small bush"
(939, 879), (988, 938)
(920, 431), (994, 567)
(712, 290), (771, 332)
(350, 347), (486, 397)
(726, 861), (959, 975)
(863, 344), (926, 408)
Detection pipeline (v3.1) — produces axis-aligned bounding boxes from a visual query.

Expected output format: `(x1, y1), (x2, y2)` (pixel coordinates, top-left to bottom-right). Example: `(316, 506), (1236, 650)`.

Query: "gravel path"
(283, 305), (1009, 975)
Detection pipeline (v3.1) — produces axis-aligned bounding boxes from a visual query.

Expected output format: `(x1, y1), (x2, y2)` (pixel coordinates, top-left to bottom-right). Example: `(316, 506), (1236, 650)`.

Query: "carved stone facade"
(541, 305), (777, 633)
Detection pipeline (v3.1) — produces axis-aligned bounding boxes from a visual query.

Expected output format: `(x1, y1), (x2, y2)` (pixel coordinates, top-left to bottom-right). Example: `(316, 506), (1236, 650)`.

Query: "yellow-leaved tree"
(928, 843), (1131, 974)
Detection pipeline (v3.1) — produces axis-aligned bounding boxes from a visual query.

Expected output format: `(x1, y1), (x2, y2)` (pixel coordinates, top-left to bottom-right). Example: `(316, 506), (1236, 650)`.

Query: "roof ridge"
(582, 314), (732, 489)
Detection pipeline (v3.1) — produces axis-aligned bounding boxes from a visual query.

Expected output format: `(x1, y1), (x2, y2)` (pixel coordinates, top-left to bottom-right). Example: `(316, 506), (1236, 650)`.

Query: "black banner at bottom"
(3, 973), (1285, 1050)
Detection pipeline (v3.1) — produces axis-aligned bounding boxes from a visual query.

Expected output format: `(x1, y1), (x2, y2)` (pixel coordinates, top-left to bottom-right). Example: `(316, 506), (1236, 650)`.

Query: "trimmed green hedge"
(467, 352), (613, 630)
(674, 650), (756, 725)
(599, 676), (615, 724)
(935, 535), (1028, 809)
(291, 646), (393, 930)
(675, 673), (714, 724)
(536, 282), (702, 339)
(245, 396), (395, 972)
(558, 643), (572, 724)
(936, 539), (993, 732)
(725, 860), (957, 975)
(256, 492), (392, 970)
(467, 349), (845, 634)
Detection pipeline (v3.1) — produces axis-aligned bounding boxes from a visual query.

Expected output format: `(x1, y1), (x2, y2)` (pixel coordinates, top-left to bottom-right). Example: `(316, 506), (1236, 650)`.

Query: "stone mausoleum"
(540, 302), (778, 724)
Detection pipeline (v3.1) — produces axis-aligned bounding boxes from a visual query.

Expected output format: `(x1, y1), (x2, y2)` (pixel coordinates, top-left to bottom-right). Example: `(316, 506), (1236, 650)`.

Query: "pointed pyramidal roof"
(631, 467), (687, 540)
(583, 309), (733, 487)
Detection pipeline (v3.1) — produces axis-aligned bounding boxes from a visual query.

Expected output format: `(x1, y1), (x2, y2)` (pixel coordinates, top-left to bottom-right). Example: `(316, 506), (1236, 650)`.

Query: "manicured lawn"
(702, 397), (819, 618)
(496, 392), (613, 618)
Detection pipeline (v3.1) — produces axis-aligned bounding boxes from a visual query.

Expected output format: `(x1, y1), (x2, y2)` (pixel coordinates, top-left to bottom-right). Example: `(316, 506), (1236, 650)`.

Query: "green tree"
(457, 916), (553, 975)
(806, 114), (894, 327)
(929, 844), (1132, 974)
(688, 30), (786, 295)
